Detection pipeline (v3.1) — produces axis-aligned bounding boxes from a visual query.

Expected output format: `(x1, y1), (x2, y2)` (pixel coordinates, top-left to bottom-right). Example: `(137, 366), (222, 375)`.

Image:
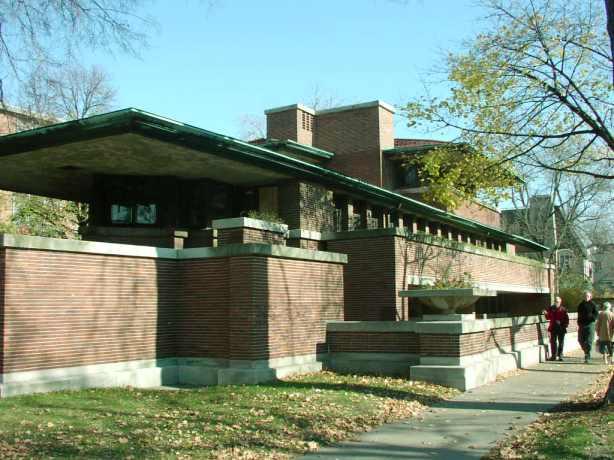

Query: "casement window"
(111, 203), (157, 225)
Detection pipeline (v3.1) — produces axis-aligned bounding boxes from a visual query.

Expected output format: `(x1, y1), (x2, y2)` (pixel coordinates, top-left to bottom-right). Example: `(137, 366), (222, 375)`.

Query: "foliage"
(486, 369), (614, 460)
(430, 272), (474, 289)
(10, 195), (87, 239)
(401, 144), (518, 210)
(246, 209), (286, 225)
(403, 0), (614, 179)
(558, 271), (593, 309)
(0, 372), (457, 459)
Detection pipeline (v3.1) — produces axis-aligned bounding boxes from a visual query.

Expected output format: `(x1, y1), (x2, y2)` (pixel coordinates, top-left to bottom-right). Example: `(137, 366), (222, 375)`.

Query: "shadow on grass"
(259, 378), (449, 406)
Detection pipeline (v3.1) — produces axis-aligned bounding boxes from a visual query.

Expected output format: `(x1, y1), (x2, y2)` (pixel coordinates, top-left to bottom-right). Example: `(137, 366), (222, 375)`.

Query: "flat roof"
(0, 108), (547, 251)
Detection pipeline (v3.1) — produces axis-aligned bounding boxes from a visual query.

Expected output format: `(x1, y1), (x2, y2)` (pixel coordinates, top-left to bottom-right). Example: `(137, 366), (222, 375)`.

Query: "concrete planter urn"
(398, 287), (497, 314)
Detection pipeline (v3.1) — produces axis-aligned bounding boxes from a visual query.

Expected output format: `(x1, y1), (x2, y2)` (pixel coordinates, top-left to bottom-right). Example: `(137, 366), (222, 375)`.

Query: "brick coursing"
(178, 257), (230, 359)
(327, 236), (398, 321)
(327, 318), (573, 358)
(330, 233), (549, 322)
(454, 201), (501, 229)
(0, 247), (343, 375)
(225, 256), (344, 360)
(315, 107), (385, 186)
(0, 248), (177, 373)
(266, 110), (298, 142)
(279, 181), (335, 233)
(327, 331), (418, 354)
(0, 249), (4, 375)
(217, 228), (285, 246)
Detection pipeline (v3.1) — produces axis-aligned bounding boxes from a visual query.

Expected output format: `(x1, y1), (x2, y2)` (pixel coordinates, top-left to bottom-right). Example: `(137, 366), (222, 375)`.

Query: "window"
(111, 204), (157, 225)
(111, 204), (132, 224)
(136, 204), (157, 224)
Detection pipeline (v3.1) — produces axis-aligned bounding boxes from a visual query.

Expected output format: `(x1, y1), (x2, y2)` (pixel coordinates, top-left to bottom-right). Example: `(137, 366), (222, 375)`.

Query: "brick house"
(0, 100), (560, 395)
(501, 195), (593, 284)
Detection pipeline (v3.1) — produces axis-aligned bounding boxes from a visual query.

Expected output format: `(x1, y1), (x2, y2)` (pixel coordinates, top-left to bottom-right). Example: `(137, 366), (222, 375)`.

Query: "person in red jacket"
(543, 296), (570, 361)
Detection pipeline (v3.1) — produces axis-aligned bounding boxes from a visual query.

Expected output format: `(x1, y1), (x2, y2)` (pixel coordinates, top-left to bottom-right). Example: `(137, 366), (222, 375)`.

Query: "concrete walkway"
(303, 352), (609, 460)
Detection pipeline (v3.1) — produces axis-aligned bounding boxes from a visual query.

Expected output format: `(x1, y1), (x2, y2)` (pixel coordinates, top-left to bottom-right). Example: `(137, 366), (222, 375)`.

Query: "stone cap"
(211, 217), (288, 234)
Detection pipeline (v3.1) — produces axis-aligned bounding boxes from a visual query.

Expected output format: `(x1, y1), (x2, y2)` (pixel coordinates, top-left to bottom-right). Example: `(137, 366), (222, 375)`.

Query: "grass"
(0, 371), (458, 459)
(487, 369), (614, 460)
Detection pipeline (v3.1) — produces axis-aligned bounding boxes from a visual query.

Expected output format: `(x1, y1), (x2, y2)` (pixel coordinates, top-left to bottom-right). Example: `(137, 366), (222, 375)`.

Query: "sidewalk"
(303, 352), (608, 460)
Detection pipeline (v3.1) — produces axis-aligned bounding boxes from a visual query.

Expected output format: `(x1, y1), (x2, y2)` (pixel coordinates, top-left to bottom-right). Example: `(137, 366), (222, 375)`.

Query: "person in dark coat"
(543, 296), (569, 361)
(577, 291), (599, 363)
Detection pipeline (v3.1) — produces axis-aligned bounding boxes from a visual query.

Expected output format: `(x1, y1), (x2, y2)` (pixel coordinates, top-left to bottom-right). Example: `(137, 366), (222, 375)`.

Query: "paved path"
(303, 353), (608, 460)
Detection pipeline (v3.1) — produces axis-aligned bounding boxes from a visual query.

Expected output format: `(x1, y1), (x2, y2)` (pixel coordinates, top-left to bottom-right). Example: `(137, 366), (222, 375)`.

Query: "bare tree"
(0, 0), (152, 103)
(503, 165), (614, 284)
(238, 85), (344, 141)
(19, 64), (116, 123)
(6, 63), (117, 239)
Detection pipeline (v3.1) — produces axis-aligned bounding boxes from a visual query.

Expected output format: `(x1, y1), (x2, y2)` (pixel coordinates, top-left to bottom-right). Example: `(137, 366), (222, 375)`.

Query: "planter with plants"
(399, 273), (496, 314)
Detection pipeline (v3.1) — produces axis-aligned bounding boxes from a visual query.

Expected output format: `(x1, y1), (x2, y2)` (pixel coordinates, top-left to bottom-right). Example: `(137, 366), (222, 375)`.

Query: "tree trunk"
(606, 0), (614, 83)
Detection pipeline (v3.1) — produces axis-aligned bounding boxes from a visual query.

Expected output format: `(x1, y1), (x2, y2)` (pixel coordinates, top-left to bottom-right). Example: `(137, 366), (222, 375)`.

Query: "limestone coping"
(326, 321), (417, 332)
(211, 217), (288, 234)
(399, 288), (497, 298)
(287, 229), (323, 241)
(327, 313), (577, 335)
(323, 227), (548, 269)
(404, 275), (550, 294)
(0, 234), (347, 264)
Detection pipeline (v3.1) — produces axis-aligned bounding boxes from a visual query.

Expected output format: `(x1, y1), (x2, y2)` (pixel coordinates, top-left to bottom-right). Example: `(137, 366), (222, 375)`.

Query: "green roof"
(262, 139), (335, 160)
(0, 108), (547, 251)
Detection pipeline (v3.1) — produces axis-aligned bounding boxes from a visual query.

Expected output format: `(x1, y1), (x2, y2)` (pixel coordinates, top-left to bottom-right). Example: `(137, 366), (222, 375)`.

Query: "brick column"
(212, 217), (288, 246)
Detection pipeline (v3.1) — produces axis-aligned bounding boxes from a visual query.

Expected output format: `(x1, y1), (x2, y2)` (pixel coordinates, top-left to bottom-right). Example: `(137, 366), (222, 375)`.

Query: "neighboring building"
(592, 243), (614, 293)
(0, 100), (558, 395)
(501, 195), (593, 282)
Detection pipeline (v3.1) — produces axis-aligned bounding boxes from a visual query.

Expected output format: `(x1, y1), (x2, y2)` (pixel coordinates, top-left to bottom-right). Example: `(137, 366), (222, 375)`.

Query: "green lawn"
(489, 370), (614, 460)
(0, 372), (458, 459)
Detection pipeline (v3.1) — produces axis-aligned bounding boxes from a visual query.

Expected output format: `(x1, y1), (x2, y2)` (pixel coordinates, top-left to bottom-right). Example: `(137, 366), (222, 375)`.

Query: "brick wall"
(394, 236), (548, 292)
(454, 201), (501, 228)
(266, 110), (297, 142)
(328, 236), (398, 321)
(265, 107), (313, 145)
(228, 256), (344, 360)
(327, 316), (576, 358)
(178, 257), (230, 359)
(327, 331), (418, 354)
(279, 181), (336, 233)
(216, 227), (285, 246)
(329, 232), (550, 321)
(0, 249), (4, 374)
(0, 248), (177, 374)
(0, 245), (344, 376)
(315, 106), (389, 186)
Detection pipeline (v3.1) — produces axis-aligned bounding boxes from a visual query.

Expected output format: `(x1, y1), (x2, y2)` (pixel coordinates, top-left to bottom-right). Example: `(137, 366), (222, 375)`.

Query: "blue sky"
(85, 0), (487, 140)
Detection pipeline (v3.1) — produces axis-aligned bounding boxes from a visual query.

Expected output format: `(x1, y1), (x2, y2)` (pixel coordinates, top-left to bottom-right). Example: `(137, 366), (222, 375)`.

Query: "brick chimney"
(313, 101), (395, 187)
(264, 100), (395, 187)
(265, 104), (315, 146)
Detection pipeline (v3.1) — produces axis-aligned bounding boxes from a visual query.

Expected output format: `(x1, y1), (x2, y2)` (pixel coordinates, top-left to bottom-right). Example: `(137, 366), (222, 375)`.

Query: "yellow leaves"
(0, 372), (459, 459)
